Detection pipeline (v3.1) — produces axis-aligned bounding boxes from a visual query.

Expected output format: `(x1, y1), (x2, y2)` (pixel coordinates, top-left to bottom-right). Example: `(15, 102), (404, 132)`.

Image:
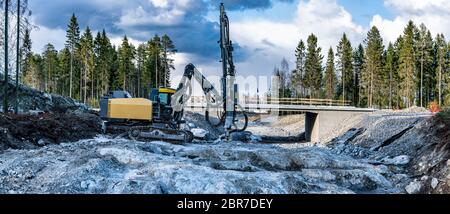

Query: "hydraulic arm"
(171, 3), (247, 139)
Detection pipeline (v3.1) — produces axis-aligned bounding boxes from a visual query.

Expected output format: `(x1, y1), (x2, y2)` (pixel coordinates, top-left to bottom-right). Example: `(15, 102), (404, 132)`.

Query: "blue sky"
(28, 0), (450, 94)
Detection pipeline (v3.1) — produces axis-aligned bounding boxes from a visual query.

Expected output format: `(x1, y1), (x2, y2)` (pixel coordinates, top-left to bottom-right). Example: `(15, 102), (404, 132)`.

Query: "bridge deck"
(186, 103), (376, 112)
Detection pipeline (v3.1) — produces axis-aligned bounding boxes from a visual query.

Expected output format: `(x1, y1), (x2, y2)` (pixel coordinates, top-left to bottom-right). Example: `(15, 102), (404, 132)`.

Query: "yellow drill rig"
(99, 3), (248, 143)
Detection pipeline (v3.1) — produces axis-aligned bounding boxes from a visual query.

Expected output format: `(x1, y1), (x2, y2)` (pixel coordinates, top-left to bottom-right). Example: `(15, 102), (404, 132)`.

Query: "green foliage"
(362, 26), (384, 108)
(398, 21), (416, 108)
(336, 33), (353, 102)
(353, 44), (364, 106)
(20, 14), (177, 107)
(303, 34), (323, 97)
(324, 47), (336, 99)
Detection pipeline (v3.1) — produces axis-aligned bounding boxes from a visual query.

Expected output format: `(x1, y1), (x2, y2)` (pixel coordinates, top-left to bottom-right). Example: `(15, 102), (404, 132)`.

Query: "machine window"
(159, 93), (169, 105)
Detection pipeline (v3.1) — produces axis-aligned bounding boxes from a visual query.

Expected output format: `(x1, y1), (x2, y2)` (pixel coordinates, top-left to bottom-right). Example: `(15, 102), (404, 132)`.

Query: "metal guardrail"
(187, 96), (352, 107)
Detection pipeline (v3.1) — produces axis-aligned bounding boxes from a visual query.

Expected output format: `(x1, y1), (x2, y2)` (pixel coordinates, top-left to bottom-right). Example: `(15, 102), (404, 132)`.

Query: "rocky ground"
(1, 79), (449, 194)
(0, 137), (397, 194)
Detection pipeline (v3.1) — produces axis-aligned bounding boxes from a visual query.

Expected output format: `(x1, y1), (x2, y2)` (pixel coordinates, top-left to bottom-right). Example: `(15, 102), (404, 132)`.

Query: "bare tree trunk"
(91, 71), (94, 104)
(80, 66), (84, 103)
(370, 67), (373, 108)
(343, 66), (345, 104)
(84, 64), (87, 104)
(420, 52), (423, 107)
(70, 52), (73, 98)
(439, 65), (442, 106)
(389, 67), (392, 109)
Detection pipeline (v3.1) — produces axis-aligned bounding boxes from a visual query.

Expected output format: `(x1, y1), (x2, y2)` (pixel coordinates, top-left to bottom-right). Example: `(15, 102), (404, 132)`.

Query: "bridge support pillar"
(304, 111), (367, 143)
(305, 112), (319, 143)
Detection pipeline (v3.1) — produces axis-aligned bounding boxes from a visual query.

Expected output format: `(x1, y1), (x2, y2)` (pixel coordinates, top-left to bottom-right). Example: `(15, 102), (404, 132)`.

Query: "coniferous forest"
(283, 20), (450, 109)
(20, 14), (176, 107)
(16, 15), (450, 109)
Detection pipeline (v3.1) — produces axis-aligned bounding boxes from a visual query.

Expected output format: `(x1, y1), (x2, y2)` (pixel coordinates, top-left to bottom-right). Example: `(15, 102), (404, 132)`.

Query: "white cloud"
(110, 36), (143, 48)
(229, 0), (365, 87)
(30, 25), (66, 53)
(371, 0), (450, 43)
(117, 0), (192, 28)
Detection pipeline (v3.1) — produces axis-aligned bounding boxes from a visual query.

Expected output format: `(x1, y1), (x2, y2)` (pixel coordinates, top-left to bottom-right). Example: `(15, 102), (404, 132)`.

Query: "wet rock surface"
(0, 136), (398, 194)
(1, 75), (449, 194)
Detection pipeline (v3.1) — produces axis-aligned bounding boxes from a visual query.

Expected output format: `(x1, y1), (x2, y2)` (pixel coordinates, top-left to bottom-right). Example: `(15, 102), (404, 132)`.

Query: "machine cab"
(149, 88), (176, 121)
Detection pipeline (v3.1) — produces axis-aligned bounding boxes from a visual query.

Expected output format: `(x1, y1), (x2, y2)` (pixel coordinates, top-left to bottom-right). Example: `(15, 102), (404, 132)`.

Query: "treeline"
(21, 14), (176, 106)
(276, 21), (450, 108)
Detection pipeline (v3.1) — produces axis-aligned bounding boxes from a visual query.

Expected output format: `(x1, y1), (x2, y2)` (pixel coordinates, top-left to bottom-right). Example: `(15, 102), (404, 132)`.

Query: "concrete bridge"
(186, 96), (376, 143)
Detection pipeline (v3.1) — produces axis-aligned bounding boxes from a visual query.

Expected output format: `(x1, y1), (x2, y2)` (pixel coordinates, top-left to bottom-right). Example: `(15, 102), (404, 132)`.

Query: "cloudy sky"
(28, 0), (450, 93)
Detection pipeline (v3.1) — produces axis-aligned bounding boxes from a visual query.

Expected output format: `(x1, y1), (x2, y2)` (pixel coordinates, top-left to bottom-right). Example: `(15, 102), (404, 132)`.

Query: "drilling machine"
(99, 3), (247, 143)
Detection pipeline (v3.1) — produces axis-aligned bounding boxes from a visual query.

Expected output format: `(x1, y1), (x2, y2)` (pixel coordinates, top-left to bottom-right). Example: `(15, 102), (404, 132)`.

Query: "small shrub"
(428, 101), (441, 113)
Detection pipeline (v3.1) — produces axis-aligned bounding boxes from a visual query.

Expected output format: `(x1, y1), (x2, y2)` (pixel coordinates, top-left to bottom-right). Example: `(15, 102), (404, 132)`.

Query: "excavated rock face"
(329, 111), (450, 194)
(0, 76), (87, 113)
(0, 137), (398, 194)
(0, 76), (100, 151)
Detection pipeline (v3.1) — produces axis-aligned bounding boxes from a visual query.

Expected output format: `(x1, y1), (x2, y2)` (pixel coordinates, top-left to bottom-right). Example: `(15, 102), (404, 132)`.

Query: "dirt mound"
(0, 112), (102, 151)
(402, 106), (429, 113)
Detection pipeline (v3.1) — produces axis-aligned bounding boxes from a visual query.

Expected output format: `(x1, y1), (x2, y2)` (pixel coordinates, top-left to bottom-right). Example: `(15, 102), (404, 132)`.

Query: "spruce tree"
(336, 33), (353, 103)
(161, 34), (176, 88)
(324, 47), (336, 100)
(398, 21), (416, 108)
(385, 43), (398, 109)
(65, 14), (80, 98)
(79, 27), (94, 104)
(416, 24), (434, 107)
(42, 43), (59, 93)
(362, 26), (384, 108)
(21, 29), (32, 82)
(303, 34), (323, 98)
(146, 35), (161, 88)
(294, 40), (306, 97)
(58, 48), (71, 96)
(136, 44), (146, 97)
(94, 29), (113, 99)
(352, 44), (364, 106)
(118, 36), (135, 91)
(434, 34), (446, 106)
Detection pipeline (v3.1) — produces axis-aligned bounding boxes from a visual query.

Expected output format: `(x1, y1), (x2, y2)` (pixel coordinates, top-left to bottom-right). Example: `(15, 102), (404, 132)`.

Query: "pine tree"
(446, 41), (450, 106)
(65, 14), (80, 98)
(398, 21), (416, 108)
(109, 45), (120, 91)
(336, 33), (354, 103)
(324, 47), (337, 100)
(24, 54), (43, 90)
(294, 40), (306, 97)
(353, 44), (364, 106)
(362, 26), (384, 108)
(136, 44), (147, 97)
(118, 36), (135, 91)
(161, 34), (176, 88)
(58, 48), (71, 96)
(21, 29), (32, 81)
(385, 43), (398, 109)
(42, 43), (59, 93)
(79, 27), (94, 104)
(434, 34), (446, 106)
(416, 24), (434, 107)
(146, 35), (161, 88)
(94, 30), (113, 99)
(303, 34), (323, 98)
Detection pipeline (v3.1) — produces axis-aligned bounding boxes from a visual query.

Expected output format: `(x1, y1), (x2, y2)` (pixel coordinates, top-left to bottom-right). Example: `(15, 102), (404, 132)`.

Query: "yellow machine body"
(107, 98), (153, 121)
